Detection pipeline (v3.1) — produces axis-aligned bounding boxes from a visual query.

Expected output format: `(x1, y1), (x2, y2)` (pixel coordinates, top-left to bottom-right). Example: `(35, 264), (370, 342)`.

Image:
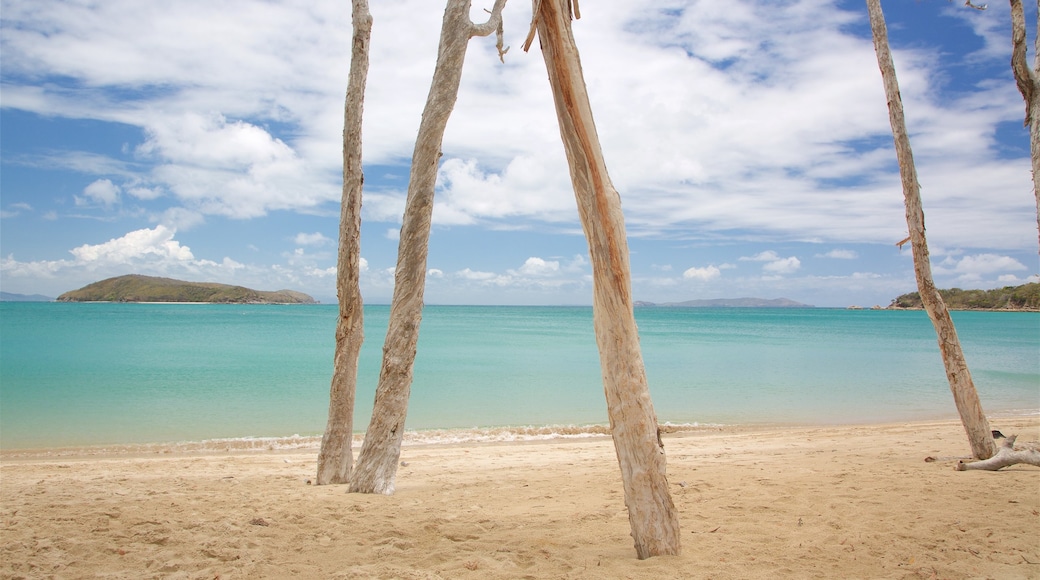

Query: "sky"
(2, 0), (1039, 306)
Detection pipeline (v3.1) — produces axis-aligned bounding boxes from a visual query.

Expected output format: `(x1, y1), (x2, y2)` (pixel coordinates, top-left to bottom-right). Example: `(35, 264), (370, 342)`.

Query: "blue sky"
(2, 0), (1038, 306)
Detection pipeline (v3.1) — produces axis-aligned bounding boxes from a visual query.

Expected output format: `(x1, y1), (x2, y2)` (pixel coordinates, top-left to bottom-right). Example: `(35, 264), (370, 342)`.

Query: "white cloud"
(515, 257), (560, 277)
(934, 253), (1028, 281)
(294, 232), (332, 247)
(682, 265), (721, 281)
(69, 225), (193, 263)
(818, 249), (858, 259)
(79, 179), (121, 206)
(741, 251), (781, 262)
(1, 202), (33, 218)
(739, 250), (801, 275)
(3, 0), (1032, 249)
(0, 225), (343, 298)
(763, 256), (802, 275)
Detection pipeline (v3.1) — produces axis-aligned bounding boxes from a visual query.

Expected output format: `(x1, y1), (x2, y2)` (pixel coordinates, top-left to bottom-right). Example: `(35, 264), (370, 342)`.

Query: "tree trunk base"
(955, 435), (1040, 471)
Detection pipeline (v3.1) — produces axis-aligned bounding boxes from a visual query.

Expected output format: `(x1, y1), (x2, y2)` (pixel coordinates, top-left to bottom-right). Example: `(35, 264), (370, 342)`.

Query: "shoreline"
(3, 410), (1037, 459)
(2, 417), (1037, 579)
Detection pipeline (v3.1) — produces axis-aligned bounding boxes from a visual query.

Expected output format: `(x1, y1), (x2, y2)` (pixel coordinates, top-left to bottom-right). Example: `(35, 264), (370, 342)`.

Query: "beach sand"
(2, 417), (1038, 579)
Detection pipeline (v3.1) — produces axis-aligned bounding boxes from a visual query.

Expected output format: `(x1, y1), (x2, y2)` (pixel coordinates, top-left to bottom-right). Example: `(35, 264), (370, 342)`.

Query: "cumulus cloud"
(2, 0), (1032, 248)
(763, 257), (802, 275)
(934, 253), (1028, 281)
(69, 225), (193, 263)
(294, 232), (332, 247)
(682, 265), (722, 281)
(740, 250), (801, 275)
(0, 225), (342, 298)
(78, 179), (121, 207)
(515, 257), (560, 277)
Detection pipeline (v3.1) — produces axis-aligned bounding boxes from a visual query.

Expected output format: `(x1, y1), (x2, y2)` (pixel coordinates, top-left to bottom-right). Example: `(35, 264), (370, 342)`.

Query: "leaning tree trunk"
(1009, 0), (1040, 254)
(867, 0), (996, 460)
(316, 0), (372, 486)
(523, 0), (681, 559)
(349, 0), (507, 495)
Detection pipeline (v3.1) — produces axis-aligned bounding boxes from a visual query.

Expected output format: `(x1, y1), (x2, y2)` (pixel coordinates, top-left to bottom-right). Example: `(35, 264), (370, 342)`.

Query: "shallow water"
(1, 303), (1037, 449)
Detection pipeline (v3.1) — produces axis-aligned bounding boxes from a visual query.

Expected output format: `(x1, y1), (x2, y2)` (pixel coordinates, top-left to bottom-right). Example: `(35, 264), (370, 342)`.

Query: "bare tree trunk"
(349, 0), (507, 495)
(316, 0), (372, 486)
(523, 0), (681, 559)
(867, 0), (997, 460)
(1009, 0), (1040, 254)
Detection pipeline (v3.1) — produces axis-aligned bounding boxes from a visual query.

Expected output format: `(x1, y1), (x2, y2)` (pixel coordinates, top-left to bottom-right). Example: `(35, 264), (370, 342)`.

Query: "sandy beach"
(2, 417), (1038, 579)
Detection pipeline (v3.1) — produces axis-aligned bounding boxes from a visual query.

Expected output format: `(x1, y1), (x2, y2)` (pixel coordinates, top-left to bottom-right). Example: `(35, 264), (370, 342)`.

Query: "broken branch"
(955, 435), (1040, 471)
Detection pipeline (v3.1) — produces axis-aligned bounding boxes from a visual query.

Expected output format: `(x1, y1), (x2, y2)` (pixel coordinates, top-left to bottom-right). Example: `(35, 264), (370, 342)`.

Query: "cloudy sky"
(2, 0), (1038, 306)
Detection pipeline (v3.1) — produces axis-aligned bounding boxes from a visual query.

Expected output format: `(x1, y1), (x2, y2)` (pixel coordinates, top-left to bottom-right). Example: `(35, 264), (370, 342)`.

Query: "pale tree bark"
(956, 435), (1040, 470)
(349, 0), (508, 495)
(316, 0), (372, 486)
(523, 0), (681, 559)
(867, 0), (997, 460)
(1009, 0), (1040, 254)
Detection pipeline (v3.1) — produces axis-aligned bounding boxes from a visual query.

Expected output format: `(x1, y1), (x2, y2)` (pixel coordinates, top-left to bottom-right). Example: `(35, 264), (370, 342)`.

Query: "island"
(56, 275), (318, 304)
(888, 283), (1038, 311)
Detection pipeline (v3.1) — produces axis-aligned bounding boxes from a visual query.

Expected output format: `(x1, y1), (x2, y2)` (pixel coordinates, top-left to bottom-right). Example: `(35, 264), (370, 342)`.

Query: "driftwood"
(956, 435), (1040, 470)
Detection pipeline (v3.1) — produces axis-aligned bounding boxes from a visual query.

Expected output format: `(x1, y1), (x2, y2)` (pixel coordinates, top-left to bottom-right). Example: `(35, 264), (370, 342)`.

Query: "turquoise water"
(1, 303), (1037, 450)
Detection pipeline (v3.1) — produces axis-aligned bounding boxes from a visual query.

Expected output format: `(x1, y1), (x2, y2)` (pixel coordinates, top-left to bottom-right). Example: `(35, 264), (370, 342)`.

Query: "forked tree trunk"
(523, 0), (681, 559)
(867, 0), (996, 460)
(349, 0), (508, 495)
(1009, 0), (1040, 253)
(316, 0), (372, 486)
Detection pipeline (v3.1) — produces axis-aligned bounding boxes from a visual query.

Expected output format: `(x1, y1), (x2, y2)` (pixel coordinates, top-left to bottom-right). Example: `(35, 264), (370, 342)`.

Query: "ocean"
(0, 302), (1037, 451)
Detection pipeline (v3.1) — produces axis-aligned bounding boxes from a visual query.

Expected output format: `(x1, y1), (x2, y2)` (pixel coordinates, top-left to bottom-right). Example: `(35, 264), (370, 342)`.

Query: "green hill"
(890, 283), (1039, 311)
(57, 275), (317, 304)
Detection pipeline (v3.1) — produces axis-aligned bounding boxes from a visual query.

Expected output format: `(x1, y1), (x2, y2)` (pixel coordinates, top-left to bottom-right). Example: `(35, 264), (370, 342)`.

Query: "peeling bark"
(866, 0), (996, 460)
(524, 0), (680, 559)
(349, 0), (508, 495)
(316, 0), (372, 486)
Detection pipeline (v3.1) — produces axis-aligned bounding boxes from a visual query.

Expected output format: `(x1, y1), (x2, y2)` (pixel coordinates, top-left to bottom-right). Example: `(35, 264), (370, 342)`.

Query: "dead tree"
(316, 0), (372, 486)
(1009, 0), (1040, 253)
(956, 435), (1040, 470)
(522, 0), (681, 559)
(867, 0), (997, 460)
(349, 0), (508, 495)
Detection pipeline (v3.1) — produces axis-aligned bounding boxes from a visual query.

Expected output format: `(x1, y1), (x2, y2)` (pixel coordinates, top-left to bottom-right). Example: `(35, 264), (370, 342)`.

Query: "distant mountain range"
(635, 297), (812, 308)
(0, 291), (54, 302)
(56, 275), (317, 304)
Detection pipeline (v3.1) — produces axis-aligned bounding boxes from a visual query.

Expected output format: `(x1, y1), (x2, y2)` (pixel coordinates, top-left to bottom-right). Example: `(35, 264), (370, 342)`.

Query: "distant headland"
(56, 275), (318, 304)
(635, 297), (812, 308)
(886, 282), (1038, 312)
